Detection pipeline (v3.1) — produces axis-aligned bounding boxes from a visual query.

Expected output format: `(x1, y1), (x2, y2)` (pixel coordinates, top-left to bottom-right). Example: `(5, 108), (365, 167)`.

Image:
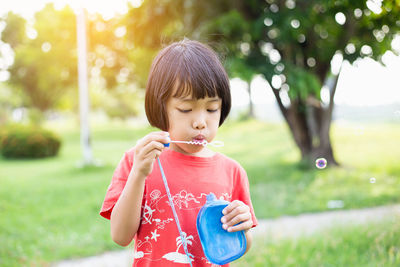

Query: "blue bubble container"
(196, 193), (247, 265)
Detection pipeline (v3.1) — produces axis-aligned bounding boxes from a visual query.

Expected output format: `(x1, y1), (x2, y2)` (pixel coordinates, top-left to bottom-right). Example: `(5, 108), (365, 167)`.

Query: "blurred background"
(1, 0), (400, 266)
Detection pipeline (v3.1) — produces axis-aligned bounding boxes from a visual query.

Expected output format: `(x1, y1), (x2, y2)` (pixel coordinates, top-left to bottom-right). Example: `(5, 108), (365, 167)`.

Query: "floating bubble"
(370, 177), (376, 183)
(315, 158), (327, 169)
(327, 200), (344, 209)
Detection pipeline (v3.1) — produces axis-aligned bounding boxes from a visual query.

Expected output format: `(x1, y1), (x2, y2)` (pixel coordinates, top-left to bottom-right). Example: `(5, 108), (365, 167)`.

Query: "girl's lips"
(193, 134), (205, 141)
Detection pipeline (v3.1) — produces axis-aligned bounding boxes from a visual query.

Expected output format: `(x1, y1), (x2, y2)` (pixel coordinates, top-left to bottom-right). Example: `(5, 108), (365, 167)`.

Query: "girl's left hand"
(220, 200), (253, 232)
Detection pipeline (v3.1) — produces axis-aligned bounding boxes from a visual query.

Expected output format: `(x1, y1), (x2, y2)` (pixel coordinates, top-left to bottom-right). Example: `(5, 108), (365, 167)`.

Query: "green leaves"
(190, 0), (400, 105)
(2, 4), (78, 112)
(1, 12), (26, 49)
(226, 56), (254, 82)
(201, 10), (249, 40)
(285, 64), (321, 101)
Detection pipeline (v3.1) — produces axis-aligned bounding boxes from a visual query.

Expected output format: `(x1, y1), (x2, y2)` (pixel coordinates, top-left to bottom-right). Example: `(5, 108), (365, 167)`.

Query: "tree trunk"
(246, 81), (255, 118)
(271, 74), (340, 168)
(286, 100), (312, 159)
(306, 103), (338, 166)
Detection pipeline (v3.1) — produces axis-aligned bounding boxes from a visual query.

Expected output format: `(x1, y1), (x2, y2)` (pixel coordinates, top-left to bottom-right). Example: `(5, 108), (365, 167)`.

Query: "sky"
(0, 0), (142, 19)
(1, 0), (400, 108)
(230, 48), (400, 108)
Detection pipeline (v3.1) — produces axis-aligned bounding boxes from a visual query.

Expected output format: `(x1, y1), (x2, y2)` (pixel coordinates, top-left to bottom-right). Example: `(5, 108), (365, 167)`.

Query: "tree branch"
(271, 87), (288, 120)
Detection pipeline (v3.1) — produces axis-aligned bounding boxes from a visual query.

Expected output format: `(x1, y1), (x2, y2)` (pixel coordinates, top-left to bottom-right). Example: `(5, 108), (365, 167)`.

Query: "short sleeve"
(232, 165), (258, 228)
(99, 150), (134, 220)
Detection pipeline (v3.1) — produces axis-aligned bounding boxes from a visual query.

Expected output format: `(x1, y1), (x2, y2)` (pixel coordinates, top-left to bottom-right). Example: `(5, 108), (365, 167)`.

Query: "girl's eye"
(207, 109), (218, 113)
(177, 108), (192, 113)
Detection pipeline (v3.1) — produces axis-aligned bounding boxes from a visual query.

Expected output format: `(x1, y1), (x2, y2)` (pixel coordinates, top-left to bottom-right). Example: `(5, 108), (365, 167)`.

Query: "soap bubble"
(315, 158), (327, 169)
(370, 177), (376, 183)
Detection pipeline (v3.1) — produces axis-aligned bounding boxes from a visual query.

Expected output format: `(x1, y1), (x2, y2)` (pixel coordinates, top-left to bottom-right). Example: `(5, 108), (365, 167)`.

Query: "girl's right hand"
(132, 131), (170, 178)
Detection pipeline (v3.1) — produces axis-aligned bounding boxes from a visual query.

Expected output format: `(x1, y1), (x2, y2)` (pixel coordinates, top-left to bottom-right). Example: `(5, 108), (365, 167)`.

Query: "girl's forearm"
(244, 229), (253, 254)
(110, 170), (145, 246)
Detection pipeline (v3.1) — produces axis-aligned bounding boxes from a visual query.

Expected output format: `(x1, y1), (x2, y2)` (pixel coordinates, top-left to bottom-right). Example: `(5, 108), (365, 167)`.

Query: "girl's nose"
(193, 115), (206, 130)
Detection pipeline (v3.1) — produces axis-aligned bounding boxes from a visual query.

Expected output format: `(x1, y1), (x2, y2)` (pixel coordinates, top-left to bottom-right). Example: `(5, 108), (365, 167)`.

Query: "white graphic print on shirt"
(162, 232), (194, 263)
(134, 189), (231, 265)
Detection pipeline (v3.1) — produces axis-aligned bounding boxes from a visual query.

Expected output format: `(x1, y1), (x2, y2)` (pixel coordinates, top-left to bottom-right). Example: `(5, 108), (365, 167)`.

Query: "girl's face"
(166, 90), (222, 157)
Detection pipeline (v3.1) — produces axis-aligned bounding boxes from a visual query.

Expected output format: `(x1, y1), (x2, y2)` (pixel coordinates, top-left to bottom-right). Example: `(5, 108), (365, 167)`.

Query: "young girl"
(100, 39), (258, 266)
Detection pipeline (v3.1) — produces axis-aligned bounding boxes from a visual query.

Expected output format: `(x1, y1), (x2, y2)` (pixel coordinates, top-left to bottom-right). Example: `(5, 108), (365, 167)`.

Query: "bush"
(0, 124), (61, 158)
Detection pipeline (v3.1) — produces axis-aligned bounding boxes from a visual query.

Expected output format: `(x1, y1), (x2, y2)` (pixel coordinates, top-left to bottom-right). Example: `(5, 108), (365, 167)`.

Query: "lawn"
(233, 215), (400, 267)
(1, 119), (399, 266)
(216, 120), (400, 218)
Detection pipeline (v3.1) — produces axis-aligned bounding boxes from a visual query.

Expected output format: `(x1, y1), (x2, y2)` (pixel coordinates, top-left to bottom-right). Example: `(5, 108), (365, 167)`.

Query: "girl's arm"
(110, 170), (146, 246)
(110, 132), (170, 246)
(244, 229), (253, 253)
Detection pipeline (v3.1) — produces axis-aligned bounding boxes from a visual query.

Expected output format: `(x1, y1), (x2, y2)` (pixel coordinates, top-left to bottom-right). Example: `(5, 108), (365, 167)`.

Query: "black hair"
(145, 39), (231, 131)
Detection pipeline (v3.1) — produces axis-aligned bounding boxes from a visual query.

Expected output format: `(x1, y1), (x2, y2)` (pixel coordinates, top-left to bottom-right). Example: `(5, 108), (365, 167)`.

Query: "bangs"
(162, 43), (224, 100)
(172, 75), (218, 100)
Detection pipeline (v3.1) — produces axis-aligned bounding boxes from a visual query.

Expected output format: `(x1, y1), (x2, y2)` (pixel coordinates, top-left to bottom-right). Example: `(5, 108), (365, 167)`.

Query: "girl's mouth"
(193, 135), (206, 143)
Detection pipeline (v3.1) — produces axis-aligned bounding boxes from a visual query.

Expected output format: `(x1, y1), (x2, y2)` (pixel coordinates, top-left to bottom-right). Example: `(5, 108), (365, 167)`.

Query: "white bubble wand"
(166, 140), (224, 147)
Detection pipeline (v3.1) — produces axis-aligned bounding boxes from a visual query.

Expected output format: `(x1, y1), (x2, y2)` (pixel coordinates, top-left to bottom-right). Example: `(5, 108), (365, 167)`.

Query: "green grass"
(1, 119), (399, 266)
(216, 120), (400, 218)
(233, 215), (400, 267)
(0, 123), (145, 266)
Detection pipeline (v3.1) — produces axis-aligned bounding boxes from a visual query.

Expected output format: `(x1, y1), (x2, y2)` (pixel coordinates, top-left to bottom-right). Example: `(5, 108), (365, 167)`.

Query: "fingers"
(135, 132), (170, 157)
(142, 140), (166, 158)
(132, 131), (170, 177)
(224, 218), (253, 232)
(221, 200), (253, 232)
(136, 132), (170, 149)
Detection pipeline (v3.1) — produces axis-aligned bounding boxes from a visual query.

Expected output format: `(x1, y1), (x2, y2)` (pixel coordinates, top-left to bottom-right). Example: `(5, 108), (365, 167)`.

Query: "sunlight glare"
(26, 27), (38, 39)
(271, 75), (282, 89)
(41, 42), (51, 53)
(250, 75), (275, 105)
(230, 78), (250, 107)
(330, 52), (343, 75)
(334, 57), (400, 106)
(345, 43), (356, 54)
(320, 86), (330, 106)
(290, 19), (300, 29)
(279, 90), (291, 108)
(366, 0), (382, 14)
(0, 0), (138, 19)
(361, 45), (373, 56)
(335, 12), (346, 25)
(392, 35), (400, 53)
(130, 0), (144, 8)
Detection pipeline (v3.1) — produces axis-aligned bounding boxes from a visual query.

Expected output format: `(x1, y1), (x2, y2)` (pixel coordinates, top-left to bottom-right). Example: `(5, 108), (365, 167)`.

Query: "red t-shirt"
(100, 148), (258, 267)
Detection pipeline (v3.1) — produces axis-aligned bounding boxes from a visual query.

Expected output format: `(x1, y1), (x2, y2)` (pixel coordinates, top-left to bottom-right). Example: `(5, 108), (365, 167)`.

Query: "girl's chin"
(172, 144), (204, 155)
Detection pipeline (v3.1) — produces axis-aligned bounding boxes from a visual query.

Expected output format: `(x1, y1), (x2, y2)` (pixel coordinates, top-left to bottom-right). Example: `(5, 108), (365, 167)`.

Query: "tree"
(192, 0), (400, 166)
(84, 12), (143, 119)
(123, 0), (400, 166)
(1, 5), (78, 121)
(0, 4), (145, 123)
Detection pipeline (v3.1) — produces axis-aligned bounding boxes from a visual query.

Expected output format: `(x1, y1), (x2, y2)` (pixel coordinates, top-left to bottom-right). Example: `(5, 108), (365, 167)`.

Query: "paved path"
(252, 204), (400, 241)
(53, 250), (133, 267)
(52, 204), (400, 267)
